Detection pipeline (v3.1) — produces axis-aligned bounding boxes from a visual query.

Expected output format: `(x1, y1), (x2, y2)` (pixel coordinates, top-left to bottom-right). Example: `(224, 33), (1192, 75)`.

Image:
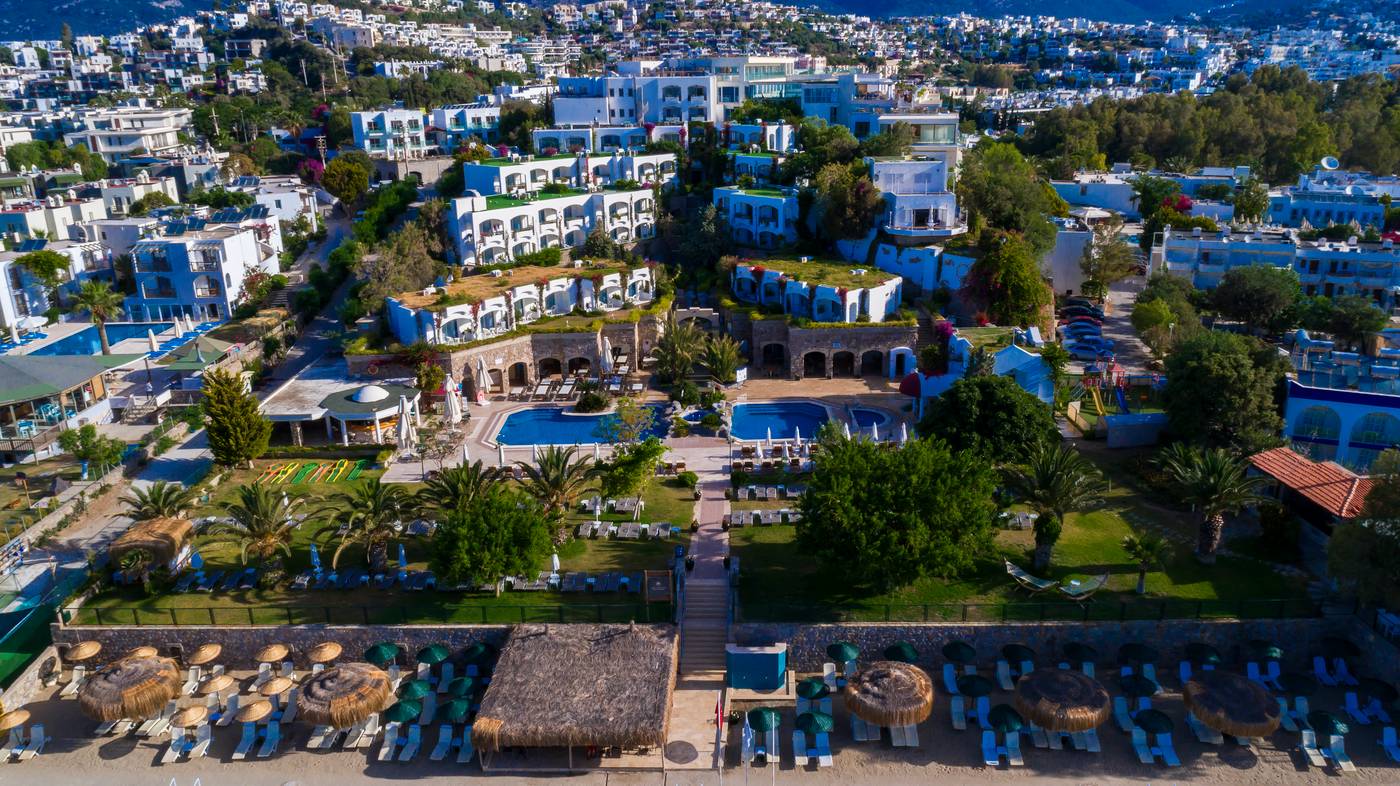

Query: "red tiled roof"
(1248, 446), (1374, 519)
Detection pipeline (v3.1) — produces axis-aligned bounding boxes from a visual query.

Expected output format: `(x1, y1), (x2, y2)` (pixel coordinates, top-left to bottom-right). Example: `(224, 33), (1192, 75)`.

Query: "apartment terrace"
(734, 256), (898, 291)
(476, 153), (579, 168)
(483, 189), (587, 210)
(396, 259), (640, 311)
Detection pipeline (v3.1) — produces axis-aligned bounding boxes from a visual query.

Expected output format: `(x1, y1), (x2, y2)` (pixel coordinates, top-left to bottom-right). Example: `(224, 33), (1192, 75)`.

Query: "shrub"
(700, 412), (723, 431)
(670, 381), (700, 406)
(676, 470), (699, 489)
(513, 247), (562, 267)
(731, 470), (750, 489)
(671, 417), (691, 437)
(699, 390), (726, 409)
(575, 391), (608, 413)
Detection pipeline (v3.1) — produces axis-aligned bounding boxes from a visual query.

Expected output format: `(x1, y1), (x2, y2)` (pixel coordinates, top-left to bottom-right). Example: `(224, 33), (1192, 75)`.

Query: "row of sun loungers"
(733, 484), (805, 500)
(725, 509), (802, 527)
(173, 567), (259, 593)
(733, 459), (806, 473)
(0, 724), (46, 762)
(558, 571), (643, 593)
(574, 519), (674, 539)
(578, 496), (644, 517)
(289, 569), (436, 591)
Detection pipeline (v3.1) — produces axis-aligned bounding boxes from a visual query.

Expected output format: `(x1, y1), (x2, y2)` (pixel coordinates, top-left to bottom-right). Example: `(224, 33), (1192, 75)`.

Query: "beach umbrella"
(66, 640), (102, 663)
(1119, 674), (1159, 698)
(1064, 642), (1098, 664)
(364, 642), (400, 666)
(942, 640), (976, 665)
(383, 699), (422, 724)
(1308, 710), (1349, 737)
(747, 707), (781, 732)
(445, 676), (478, 698)
(1322, 637), (1361, 660)
(462, 641), (498, 666)
(796, 677), (830, 700)
(1184, 642), (1221, 666)
(599, 337), (613, 374)
(398, 679), (433, 701)
(417, 644), (451, 665)
(871, 420), (879, 441)
(1183, 670), (1281, 738)
(794, 425), (802, 447)
(531, 443), (538, 463)
(899, 421), (908, 445)
(78, 655), (182, 722)
(1002, 644), (1036, 664)
(255, 644), (289, 664)
(796, 711), (834, 735)
(147, 329), (159, 353)
(1246, 639), (1283, 661)
(594, 443), (601, 461)
(396, 397), (415, 451)
(437, 697), (472, 724)
(189, 551), (203, 570)
(1360, 677), (1399, 704)
(1277, 672), (1318, 697)
(766, 427), (773, 451)
(298, 663), (392, 729)
(259, 676), (294, 697)
(1013, 668), (1112, 733)
(475, 357), (488, 394)
(398, 544), (407, 570)
(987, 704), (1025, 734)
(842, 421), (851, 440)
(236, 700), (274, 724)
(0, 709), (29, 733)
(309, 543), (322, 571)
(308, 642), (342, 664)
(1118, 642), (1158, 664)
(957, 674), (995, 698)
(172, 705), (209, 728)
(1133, 709), (1174, 735)
(200, 674), (235, 695)
(7, 325), (17, 344)
(126, 646), (159, 659)
(845, 661), (935, 728)
(884, 641), (919, 664)
(187, 643), (222, 667)
(551, 552), (560, 572)
(826, 641), (860, 664)
(443, 374), (463, 426)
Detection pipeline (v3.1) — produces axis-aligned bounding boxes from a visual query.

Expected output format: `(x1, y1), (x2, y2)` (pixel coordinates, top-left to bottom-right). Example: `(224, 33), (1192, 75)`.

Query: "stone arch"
(761, 343), (787, 371)
(680, 315), (714, 332)
(486, 368), (504, 392)
(567, 356), (592, 374)
(889, 346), (915, 378)
(508, 362), (529, 386)
(537, 357), (563, 378)
(802, 351), (827, 378)
(860, 350), (884, 376)
(832, 351), (856, 377)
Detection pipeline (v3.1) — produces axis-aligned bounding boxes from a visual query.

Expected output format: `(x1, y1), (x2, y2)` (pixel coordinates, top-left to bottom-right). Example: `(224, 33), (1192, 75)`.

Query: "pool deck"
(8, 321), (181, 357)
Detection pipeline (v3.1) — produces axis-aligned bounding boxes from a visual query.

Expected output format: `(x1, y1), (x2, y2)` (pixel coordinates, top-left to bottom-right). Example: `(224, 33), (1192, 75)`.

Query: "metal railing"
(736, 597), (1327, 625)
(63, 601), (672, 627)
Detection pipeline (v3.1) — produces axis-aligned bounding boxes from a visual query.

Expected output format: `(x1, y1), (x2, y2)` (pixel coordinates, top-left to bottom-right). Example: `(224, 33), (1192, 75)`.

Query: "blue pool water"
(731, 401), (830, 441)
(495, 405), (669, 445)
(850, 407), (892, 429)
(32, 322), (174, 356)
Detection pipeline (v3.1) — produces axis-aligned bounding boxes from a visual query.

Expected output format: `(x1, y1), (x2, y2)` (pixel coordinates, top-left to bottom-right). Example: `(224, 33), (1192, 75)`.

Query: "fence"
(736, 597), (1328, 624)
(63, 601), (673, 627)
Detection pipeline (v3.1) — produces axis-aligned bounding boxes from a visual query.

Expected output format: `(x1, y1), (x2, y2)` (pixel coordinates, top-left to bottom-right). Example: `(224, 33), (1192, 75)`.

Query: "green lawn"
(958, 327), (1016, 350)
(0, 456), (90, 541)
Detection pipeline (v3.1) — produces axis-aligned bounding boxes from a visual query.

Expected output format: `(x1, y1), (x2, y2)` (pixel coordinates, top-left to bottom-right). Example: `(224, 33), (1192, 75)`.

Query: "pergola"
(318, 383), (422, 446)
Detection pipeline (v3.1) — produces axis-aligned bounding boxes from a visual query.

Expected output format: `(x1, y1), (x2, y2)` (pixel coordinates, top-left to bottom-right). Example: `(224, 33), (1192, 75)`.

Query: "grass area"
(958, 327), (1016, 350)
(737, 256), (898, 291)
(0, 456), (89, 540)
(475, 153), (577, 167)
(399, 258), (638, 310)
(484, 189), (586, 209)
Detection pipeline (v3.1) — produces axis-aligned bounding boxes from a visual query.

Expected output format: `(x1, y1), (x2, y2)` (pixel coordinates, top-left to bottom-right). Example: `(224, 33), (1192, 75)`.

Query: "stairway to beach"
(680, 578), (730, 673)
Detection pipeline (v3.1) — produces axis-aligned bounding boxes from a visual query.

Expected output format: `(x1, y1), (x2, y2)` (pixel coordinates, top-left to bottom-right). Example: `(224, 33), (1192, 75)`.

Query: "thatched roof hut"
(845, 661), (934, 727)
(1013, 668), (1111, 732)
(1183, 670), (1281, 738)
(77, 655), (181, 721)
(298, 663), (392, 729)
(471, 624), (677, 760)
(108, 517), (192, 566)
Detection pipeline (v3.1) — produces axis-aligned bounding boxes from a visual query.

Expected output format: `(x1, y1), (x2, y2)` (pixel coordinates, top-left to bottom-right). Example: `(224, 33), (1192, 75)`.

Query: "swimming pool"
(849, 407), (892, 429)
(731, 401), (831, 441)
(31, 322), (174, 356)
(495, 405), (669, 445)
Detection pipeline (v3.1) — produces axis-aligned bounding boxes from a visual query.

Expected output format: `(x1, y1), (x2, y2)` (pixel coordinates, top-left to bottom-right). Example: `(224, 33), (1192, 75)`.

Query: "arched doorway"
(568, 356), (591, 374)
(537, 357), (563, 378)
(487, 368), (504, 392)
(889, 347), (915, 378)
(860, 350), (884, 376)
(832, 351), (855, 377)
(803, 351), (827, 378)
(761, 343), (787, 371)
(508, 362), (529, 386)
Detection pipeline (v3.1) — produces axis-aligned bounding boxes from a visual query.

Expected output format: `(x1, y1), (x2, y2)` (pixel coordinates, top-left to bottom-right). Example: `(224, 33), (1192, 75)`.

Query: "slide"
(347, 459), (367, 481)
(273, 463), (300, 483)
(1115, 388), (1131, 415)
(1088, 387), (1107, 418)
(290, 463), (318, 484)
(327, 459), (349, 482)
(256, 463), (285, 483)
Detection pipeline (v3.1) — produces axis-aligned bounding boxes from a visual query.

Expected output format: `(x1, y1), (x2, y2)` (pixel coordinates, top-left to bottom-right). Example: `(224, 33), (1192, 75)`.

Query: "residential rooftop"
(737, 256), (899, 290)
(483, 189), (587, 210)
(396, 259), (641, 311)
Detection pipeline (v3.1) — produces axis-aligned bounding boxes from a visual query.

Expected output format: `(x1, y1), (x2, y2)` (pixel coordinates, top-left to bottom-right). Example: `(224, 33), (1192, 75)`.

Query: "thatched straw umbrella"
(308, 642), (343, 665)
(1013, 668), (1111, 733)
(78, 655), (181, 721)
(109, 517), (192, 567)
(66, 640), (101, 663)
(845, 661), (934, 727)
(255, 644), (289, 664)
(1183, 670), (1281, 738)
(126, 646), (158, 659)
(188, 644), (222, 666)
(0, 709), (29, 733)
(236, 700), (274, 724)
(200, 675), (235, 695)
(259, 676), (294, 698)
(298, 663), (393, 729)
(172, 705), (208, 728)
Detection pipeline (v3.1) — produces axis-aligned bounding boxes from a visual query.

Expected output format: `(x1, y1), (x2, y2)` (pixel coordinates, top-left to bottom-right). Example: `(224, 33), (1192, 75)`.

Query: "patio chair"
(1346, 692), (1372, 726)
(377, 722), (401, 762)
(1004, 560), (1058, 594)
(1382, 726), (1400, 763)
(1313, 655), (1339, 686)
(951, 696), (967, 731)
(16, 724), (46, 761)
(1131, 728), (1154, 764)
(457, 725), (475, 763)
(1059, 573), (1109, 602)
(1330, 734), (1358, 772)
(1155, 733), (1181, 767)
(398, 724), (422, 761)
(232, 722), (257, 760)
(982, 730), (999, 766)
(429, 724), (453, 761)
(258, 720), (281, 758)
(189, 724), (211, 759)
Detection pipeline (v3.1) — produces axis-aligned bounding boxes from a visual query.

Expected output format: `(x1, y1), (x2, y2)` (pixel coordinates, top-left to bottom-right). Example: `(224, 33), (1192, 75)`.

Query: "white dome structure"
(352, 384), (390, 404)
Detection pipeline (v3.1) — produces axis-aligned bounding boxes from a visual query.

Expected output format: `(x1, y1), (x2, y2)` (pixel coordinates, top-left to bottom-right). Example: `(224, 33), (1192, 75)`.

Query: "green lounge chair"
(1059, 573), (1109, 603)
(1005, 561), (1058, 594)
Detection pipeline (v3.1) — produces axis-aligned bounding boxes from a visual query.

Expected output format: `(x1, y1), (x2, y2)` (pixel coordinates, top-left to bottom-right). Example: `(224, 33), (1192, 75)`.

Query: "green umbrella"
(364, 642), (400, 665)
(462, 642), (498, 665)
(417, 644), (450, 665)
(1185, 642), (1221, 665)
(987, 704), (1024, 733)
(795, 711), (834, 735)
(826, 641), (860, 663)
(942, 640), (977, 665)
(1322, 637), (1360, 660)
(1277, 672), (1317, 697)
(957, 674), (995, 698)
(445, 676), (478, 698)
(1360, 677), (1399, 704)
(884, 642), (919, 663)
(796, 677), (830, 700)
(383, 699), (422, 723)
(1246, 639), (1283, 661)
(1118, 643), (1158, 664)
(435, 697), (472, 724)
(1119, 674), (1159, 698)
(1307, 710), (1349, 737)
(747, 707), (781, 732)
(1064, 642), (1098, 663)
(1002, 644), (1036, 664)
(398, 679), (432, 701)
(1133, 709), (1174, 734)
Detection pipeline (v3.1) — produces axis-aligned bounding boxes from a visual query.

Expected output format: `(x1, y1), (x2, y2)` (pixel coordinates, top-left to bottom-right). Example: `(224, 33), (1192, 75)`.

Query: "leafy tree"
(1162, 332), (1286, 452)
(701, 333), (743, 384)
(1329, 449), (1400, 607)
(961, 232), (1052, 325)
(416, 460), (501, 517)
(813, 162), (885, 241)
(598, 436), (666, 498)
(128, 192), (174, 216)
(779, 118), (860, 182)
(1039, 343), (1071, 392)
(15, 250), (69, 308)
(795, 436), (999, 592)
(188, 186), (255, 209)
(1129, 174), (1181, 222)
(57, 424), (126, 478)
(1005, 443), (1106, 571)
(1157, 445), (1269, 563)
(120, 481), (197, 521)
(725, 97), (804, 127)
(69, 280), (125, 355)
(964, 345), (995, 377)
(357, 224), (442, 309)
(1140, 207), (1219, 253)
(653, 314), (704, 384)
(919, 375), (1057, 464)
(200, 483), (303, 567)
(1078, 217), (1137, 298)
(202, 367), (271, 467)
(1122, 533), (1171, 594)
(857, 121), (914, 158)
(429, 485), (551, 593)
(315, 479), (414, 571)
(1131, 298), (1178, 355)
(1211, 266), (1300, 334)
(677, 204), (732, 269)
(1233, 177), (1270, 223)
(323, 156), (370, 212)
(1324, 295), (1388, 349)
(498, 100), (548, 151)
(957, 141), (1060, 256)
(519, 446), (597, 542)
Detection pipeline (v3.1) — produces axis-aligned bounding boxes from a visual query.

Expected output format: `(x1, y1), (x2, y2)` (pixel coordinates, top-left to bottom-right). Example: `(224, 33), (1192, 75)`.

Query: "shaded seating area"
(1004, 561), (1057, 594)
(108, 517), (194, 584)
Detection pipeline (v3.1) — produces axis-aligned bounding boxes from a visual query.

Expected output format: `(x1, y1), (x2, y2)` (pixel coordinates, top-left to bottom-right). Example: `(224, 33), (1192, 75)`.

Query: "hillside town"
(0, 0), (1394, 783)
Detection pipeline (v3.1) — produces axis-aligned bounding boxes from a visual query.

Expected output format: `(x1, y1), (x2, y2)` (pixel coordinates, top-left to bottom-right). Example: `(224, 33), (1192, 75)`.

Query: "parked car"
(1061, 324), (1104, 339)
(1066, 343), (1114, 361)
(1058, 315), (1103, 327)
(1075, 336), (1116, 350)
(1060, 305), (1106, 320)
(1062, 297), (1098, 309)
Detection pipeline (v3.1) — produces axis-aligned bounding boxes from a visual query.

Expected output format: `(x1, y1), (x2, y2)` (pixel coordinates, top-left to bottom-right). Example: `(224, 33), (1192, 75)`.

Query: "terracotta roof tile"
(1248, 446), (1373, 519)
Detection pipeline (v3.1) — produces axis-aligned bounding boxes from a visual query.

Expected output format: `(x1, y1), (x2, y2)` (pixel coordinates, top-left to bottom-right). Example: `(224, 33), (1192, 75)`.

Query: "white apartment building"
(712, 186), (799, 249)
(0, 195), (107, 240)
(227, 175), (321, 230)
(0, 238), (110, 328)
(461, 151), (676, 197)
(447, 187), (657, 266)
(350, 109), (430, 160)
(1269, 162), (1399, 229)
(90, 172), (180, 217)
(428, 103), (502, 148)
(126, 223), (280, 322)
(62, 106), (193, 163)
(868, 154), (964, 239)
(730, 259), (903, 323)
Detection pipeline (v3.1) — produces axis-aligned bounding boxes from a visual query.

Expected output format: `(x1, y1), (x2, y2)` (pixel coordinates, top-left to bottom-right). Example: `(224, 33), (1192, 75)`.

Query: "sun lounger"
(458, 725), (475, 763)
(182, 665), (202, 696)
(851, 715), (874, 742)
(60, 665), (86, 696)
(1083, 728), (1101, 753)
(1346, 692), (1372, 725)
(161, 728), (187, 764)
(189, 724), (211, 759)
(1156, 733), (1181, 767)
(1059, 573), (1109, 602)
(430, 724), (453, 761)
(137, 700), (177, 737)
(196, 570), (224, 591)
(943, 663), (960, 695)
(419, 692), (437, 725)
(1005, 560), (1059, 594)
(890, 724), (907, 747)
(1383, 727), (1400, 763)
(1131, 728), (1154, 764)
(16, 724), (46, 761)
(794, 729), (812, 766)
(233, 722), (257, 760)
(814, 731), (833, 766)
(1027, 723), (1050, 749)
(1331, 734), (1358, 771)
(398, 724), (422, 761)
(258, 721), (281, 758)
(1277, 698), (1299, 732)
(1114, 696), (1135, 733)
(308, 724), (336, 750)
(1187, 711), (1223, 745)
(353, 713), (380, 749)
(973, 696), (990, 729)
(1366, 697), (1393, 724)
(982, 730), (999, 766)
(996, 660), (1014, 691)
(1298, 729), (1327, 768)
(175, 572), (199, 592)
(0, 728), (23, 760)
(1334, 658), (1360, 686)
(377, 722), (401, 761)
(951, 696), (967, 731)
(280, 688), (299, 723)
(1314, 655), (1339, 686)
(253, 661), (272, 688)
(215, 694), (239, 726)
(1006, 730), (1024, 766)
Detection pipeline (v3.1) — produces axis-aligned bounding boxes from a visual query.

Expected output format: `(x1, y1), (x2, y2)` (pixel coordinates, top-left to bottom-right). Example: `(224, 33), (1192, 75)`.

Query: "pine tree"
(203, 367), (271, 468)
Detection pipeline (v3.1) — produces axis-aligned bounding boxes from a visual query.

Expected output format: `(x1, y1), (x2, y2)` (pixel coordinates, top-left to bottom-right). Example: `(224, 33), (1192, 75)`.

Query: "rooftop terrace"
(737, 256), (899, 291)
(483, 189), (587, 210)
(397, 259), (641, 311)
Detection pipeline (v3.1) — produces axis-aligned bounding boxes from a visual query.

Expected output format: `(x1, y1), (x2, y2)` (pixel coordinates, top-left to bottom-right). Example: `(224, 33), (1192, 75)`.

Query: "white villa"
(730, 259), (902, 323)
(461, 150), (676, 197)
(447, 187), (657, 266)
(869, 154), (965, 239)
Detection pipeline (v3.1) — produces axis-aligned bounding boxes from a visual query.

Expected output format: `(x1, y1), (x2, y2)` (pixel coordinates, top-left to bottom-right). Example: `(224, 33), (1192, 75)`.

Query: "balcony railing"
(194, 287), (222, 299)
(143, 288), (177, 299)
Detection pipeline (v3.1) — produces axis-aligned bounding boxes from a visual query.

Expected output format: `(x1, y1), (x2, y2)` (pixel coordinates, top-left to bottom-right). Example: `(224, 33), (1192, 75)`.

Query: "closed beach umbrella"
(1322, 637), (1361, 660)
(236, 700), (274, 724)
(826, 641), (860, 664)
(255, 644), (289, 664)
(308, 642), (343, 664)
(364, 642), (400, 666)
(417, 644), (450, 665)
(1246, 639), (1283, 661)
(884, 641), (919, 664)
(126, 646), (158, 659)
(66, 640), (102, 663)
(172, 705), (208, 728)
(845, 661), (935, 728)
(987, 704), (1025, 734)
(1118, 642), (1158, 665)
(147, 329), (159, 353)
(957, 674), (995, 698)
(1308, 710), (1349, 737)
(497, 443), (505, 467)
(437, 697), (472, 724)
(1002, 644), (1036, 664)
(398, 679), (433, 701)
(842, 421), (851, 440)
(1119, 674), (1159, 698)
(443, 374), (463, 426)
(396, 397), (415, 450)
(899, 421), (909, 445)
(298, 663), (392, 729)
(383, 699), (423, 724)
(942, 640), (977, 665)
(8, 325), (17, 344)
(796, 677), (830, 700)
(1184, 642), (1221, 666)
(1183, 670), (1281, 738)
(1133, 709), (1174, 735)
(1360, 677), (1399, 704)
(0, 709), (29, 733)
(200, 674), (235, 695)
(871, 420), (880, 441)
(796, 711), (834, 735)
(1277, 672), (1318, 697)
(78, 655), (181, 722)
(187, 643), (222, 666)
(747, 707), (781, 732)
(1013, 668), (1111, 733)
(1064, 642), (1098, 664)
(445, 676), (478, 698)
(259, 676), (294, 697)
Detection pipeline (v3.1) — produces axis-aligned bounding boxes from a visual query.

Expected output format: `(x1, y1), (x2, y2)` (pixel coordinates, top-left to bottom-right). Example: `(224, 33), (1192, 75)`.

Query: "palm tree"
(119, 549), (154, 591)
(415, 460), (501, 517)
(701, 333), (743, 384)
(1157, 445), (1268, 563)
(518, 446), (598, 542)
(653, 313), (703, 384)
(199, 483), (303, 568)
(316, 479), (413, 571)
(120, 480), (198, 521)
(1122, 533), (1171, 594)
(1005, 443), (1107, 571)
(69, 280), (126, 355)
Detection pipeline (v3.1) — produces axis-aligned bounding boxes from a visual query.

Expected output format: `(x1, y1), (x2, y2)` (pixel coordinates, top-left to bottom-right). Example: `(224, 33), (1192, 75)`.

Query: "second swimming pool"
(731, 401), (831, 441)
(495, 405), (669, 445)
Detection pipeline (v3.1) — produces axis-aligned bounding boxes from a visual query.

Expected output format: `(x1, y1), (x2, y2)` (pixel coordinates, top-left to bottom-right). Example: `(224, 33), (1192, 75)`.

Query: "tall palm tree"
(653, 313), (703, 384)
(1122, 533), (1171, 595)
(316, 479), (413, 571)
(1157, 445), (1268, 563)
(120, 480), (198, 521)
(199, 483), (303, 568)
(518, 446), (598, 522)
(1005, 443), (1107, 571)
(701, 333), (743, 384)
(69, 280), (126, 355)
(415, 460), (501, 517)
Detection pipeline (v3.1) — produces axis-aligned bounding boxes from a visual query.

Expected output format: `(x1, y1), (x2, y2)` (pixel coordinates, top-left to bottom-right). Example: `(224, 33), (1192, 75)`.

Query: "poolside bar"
(0, 354), (141, 463)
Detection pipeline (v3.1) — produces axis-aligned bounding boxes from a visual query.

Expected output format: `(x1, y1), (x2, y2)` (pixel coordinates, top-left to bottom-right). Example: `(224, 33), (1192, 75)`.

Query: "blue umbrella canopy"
(795, 711), (834, 735)
(796, 677), (830, 700)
